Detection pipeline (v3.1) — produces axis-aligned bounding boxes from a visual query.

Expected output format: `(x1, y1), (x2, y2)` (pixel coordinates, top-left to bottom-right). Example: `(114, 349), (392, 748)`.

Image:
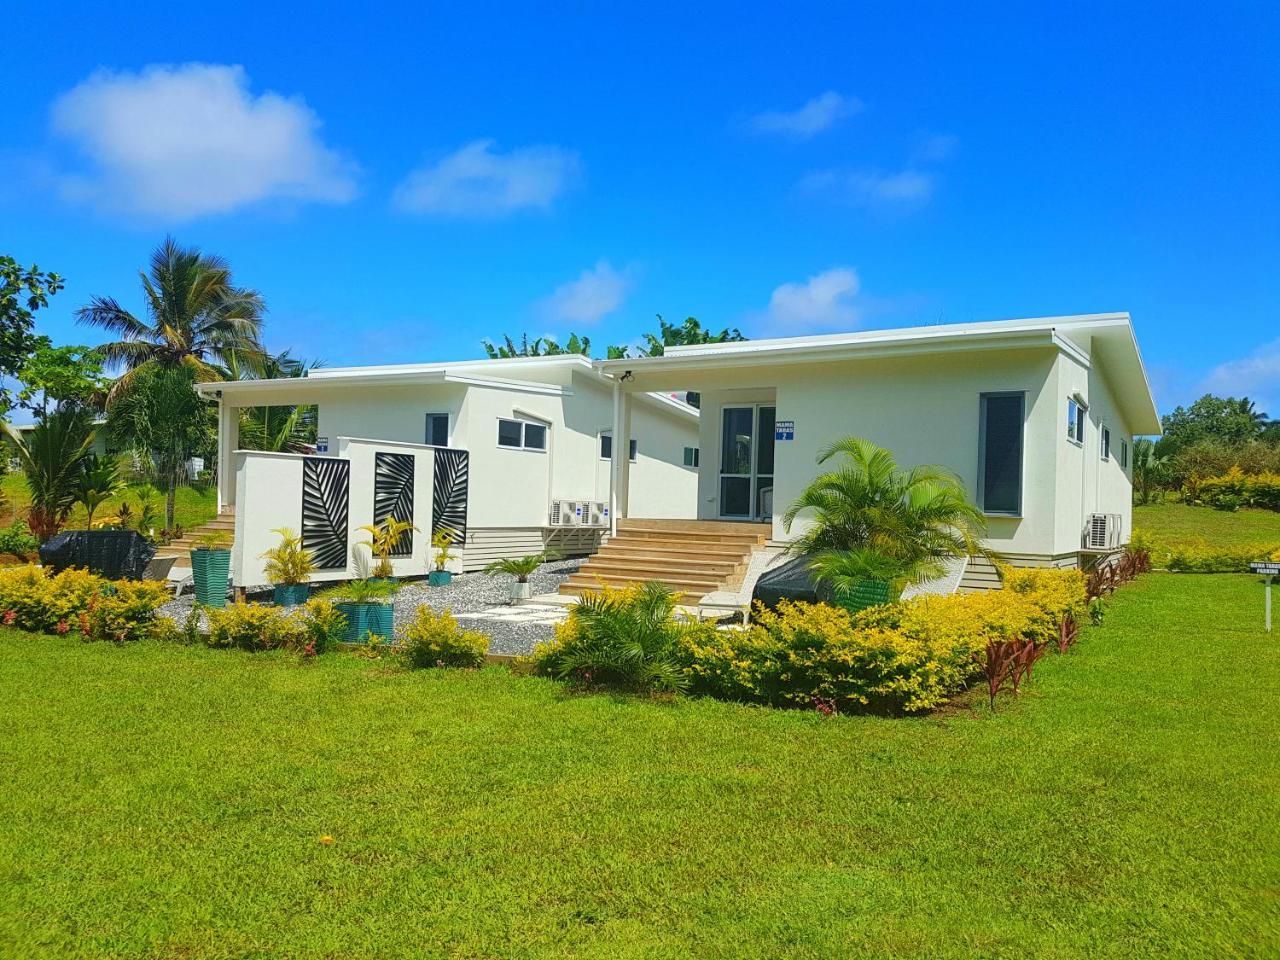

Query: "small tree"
(75, 455), (126, 527)
(3, 408), (95, 540)
(1131, 438), (1168, 504)
(18, 344), (108, 417)
(107, 365), (213, 531)
(0, 256), (64, 415)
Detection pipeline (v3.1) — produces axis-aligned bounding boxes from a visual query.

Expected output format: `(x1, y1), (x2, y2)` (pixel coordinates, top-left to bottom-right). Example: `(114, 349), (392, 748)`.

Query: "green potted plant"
(326, 577), (396, 643)
(484, 551), (556, 602)
(260, 527), (316, 607)
(191, 530), (233, 608)
(357, 517), (417, 584)
(429, 529), (458, 586)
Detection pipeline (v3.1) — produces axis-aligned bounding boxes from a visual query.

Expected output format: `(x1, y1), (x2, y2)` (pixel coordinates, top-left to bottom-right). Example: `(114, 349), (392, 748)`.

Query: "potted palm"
(327, 577), (396, 643)
(484, 551), (556, 602)
(358, 517), (417, 584)
(260, 527), (316, 607)
(429, 529), (458, 586)
(191, 530), (233, 608)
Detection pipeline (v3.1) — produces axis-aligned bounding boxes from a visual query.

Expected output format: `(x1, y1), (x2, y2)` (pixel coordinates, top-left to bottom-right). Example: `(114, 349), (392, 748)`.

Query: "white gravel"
(158, 558), (582, 656)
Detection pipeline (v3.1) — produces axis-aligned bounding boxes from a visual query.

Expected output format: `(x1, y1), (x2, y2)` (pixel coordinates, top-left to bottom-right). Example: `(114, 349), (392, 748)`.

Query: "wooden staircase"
(559, 518), (772, 602)
(155, 508), (236, 575)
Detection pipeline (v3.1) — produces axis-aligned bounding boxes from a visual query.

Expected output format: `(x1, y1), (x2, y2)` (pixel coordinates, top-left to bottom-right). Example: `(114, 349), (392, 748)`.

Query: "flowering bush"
(0, 565), (170, 642)
(1198, 468), (1280, 511)
(680, 567), (1088, 714)
(400, 606), (488, 669)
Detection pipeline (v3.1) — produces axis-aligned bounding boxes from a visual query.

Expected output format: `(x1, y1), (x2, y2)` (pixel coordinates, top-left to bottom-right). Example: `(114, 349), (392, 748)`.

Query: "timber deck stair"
(559, 518), (771, 602)
(155, 508), (235, 575)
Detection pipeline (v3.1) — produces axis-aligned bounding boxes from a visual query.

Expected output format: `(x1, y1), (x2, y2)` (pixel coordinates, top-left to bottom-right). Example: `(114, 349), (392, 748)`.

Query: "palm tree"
(75, 237), (266, 399)
(638, 315), (746, 357)
(1131, 438), (1168, 505)
(782, 437), (987, 596)
(75, 454), (126, 527)
(3, 409), (96, 540)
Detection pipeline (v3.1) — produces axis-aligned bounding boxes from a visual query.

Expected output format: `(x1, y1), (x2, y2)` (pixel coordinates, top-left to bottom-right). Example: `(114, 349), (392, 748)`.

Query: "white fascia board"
(441, 373), (569, 397)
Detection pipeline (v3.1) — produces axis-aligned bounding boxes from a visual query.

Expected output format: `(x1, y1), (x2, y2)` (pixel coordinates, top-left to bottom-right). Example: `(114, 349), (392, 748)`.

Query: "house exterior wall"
(1052, 349), (1135, 555)
(695, 347), (1064, 558)
(311, 373), (697, 530)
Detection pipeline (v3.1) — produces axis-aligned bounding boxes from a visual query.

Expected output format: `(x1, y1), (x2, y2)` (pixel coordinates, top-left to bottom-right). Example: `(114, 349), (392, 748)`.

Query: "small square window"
(497, 419), (522, 448)
(683, 446), (700, 467)
(425, 413), (449, 447)
(523, 422), (547, 451)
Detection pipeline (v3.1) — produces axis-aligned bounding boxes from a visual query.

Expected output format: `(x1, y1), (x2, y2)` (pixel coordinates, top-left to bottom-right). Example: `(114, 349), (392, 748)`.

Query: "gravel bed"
(158, 558), (581, 654)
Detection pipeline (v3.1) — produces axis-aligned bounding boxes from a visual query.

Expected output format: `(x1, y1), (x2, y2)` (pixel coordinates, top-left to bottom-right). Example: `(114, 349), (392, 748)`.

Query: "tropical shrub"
(260, 527), (316, 585)
(0, 521), (39, 559)
(0, 565), (169, 641)
(532, 582), (709, 693)
(483, 552), (554, 583)
(205, 599), (347, 653)
(782, 437), (986, 602)
(1198, 468), (1280, 511)
(1162, 542), (1280, 573)
(3, 409), (96, 540)
(358, 517), (417, 579)
(400, 606), (488, 668)
(681, 567), (1087, 714)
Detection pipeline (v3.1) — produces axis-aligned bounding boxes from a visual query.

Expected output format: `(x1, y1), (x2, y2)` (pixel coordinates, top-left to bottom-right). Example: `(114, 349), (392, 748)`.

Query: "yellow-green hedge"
(679, 566), (1086, 714)
(0, 565), (170, 642)
(1198, 468), (1280, 511)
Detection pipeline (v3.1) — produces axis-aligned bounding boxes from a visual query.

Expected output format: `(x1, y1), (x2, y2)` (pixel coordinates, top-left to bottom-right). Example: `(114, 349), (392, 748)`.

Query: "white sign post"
(1251, 562), (1280, 632)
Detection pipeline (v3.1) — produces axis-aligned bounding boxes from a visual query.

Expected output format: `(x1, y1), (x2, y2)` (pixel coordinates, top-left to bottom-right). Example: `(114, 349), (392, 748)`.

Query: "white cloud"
(799, 168), (935, 211)
(50, 63), (357, 219)
(1202, 339), (1280, 412)
(767, 267), (861, 329)
(540, 260), (634, 324)
(393, 139), (580, 216)
(911, 132), (958, 163)
(749, 91), (862, 139)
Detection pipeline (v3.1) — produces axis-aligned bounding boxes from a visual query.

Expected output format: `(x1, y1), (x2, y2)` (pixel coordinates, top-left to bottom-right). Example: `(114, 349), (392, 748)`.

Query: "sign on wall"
(774, 420), (795, 441)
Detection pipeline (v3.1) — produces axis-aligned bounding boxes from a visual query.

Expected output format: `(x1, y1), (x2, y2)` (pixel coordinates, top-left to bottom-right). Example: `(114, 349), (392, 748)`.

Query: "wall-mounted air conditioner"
(1083, 513), (1121, 551)
(549, 500), (580, 526)
(586, 501), (609, 527)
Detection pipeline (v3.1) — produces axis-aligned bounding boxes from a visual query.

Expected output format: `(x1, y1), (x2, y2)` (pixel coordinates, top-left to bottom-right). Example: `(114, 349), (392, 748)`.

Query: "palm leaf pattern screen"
(373, 452), (414, 557)
(301, 457), (350, 569)
(432, 448), (469, 543)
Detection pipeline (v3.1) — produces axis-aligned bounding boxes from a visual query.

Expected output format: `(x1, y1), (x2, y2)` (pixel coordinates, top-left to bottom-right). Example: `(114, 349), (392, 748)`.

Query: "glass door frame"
(718, 403), (776, 521)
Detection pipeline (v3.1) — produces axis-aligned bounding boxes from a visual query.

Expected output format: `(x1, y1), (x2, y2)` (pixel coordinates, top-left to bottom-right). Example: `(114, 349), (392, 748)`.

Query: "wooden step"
(595, 540), (755, 561)
(560, 572), (721, 593)
(581, 557), (743, 579)
(558, 578), (710, 602)
(612, 528), (768, 546)
(618, 518), (772, 536)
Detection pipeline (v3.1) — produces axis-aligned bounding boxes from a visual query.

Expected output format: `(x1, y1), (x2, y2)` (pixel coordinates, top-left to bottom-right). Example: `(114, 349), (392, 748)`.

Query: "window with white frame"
(599, 432), (636, 462)
(1067, 397), (1086, 444)
(1100, 425), (1111, 461)
(424, 413), (449, 447)
(497, 417), (547, 451)
(683, 446), (700, 467)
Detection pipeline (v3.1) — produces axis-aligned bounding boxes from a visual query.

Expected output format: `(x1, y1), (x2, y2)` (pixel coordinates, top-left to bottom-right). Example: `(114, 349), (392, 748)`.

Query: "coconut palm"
(3, 408), (96, 540)
(223, 349), (319, 453)
(783, 437), (987, 592)
(75, 237), (266, 399)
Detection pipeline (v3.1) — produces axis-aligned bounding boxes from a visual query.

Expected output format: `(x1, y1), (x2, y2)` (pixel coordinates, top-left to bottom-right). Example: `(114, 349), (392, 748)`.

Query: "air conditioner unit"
(1083, 513), (1121, 551)
(586, 501), (609, 527)
(549, 500), (580, 527)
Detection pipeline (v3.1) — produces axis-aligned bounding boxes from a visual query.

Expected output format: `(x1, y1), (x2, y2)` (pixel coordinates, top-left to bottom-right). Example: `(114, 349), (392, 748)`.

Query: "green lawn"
(1, 574), (1277, 958)
(1134, 501), (1280, 549)
(0, 474), (216, 531)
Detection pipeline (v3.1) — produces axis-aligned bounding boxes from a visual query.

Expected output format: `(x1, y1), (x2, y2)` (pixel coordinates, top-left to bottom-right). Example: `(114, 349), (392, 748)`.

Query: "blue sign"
(775, 420), (795, 441)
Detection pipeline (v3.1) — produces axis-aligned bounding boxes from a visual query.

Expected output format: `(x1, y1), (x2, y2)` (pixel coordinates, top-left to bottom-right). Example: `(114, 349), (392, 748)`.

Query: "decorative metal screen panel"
(301, 457), (350, 570)
(373, 452), (414, 557)
(432, 448), (469, 543)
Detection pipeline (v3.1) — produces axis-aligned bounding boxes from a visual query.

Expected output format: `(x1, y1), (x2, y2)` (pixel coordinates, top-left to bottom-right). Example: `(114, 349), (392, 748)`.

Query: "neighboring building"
(597, 313), (1160, 590)
(197, 355), (699, 578)
(9, 418), (111, 459)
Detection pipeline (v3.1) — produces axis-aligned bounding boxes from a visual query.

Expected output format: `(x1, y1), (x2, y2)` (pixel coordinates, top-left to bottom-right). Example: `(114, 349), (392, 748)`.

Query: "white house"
(595, 313), (1160, 591)
(196, 354), (699, 583)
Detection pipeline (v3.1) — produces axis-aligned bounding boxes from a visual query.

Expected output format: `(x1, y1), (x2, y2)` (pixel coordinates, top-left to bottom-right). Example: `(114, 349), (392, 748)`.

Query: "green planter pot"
(273, 583), (310, 607)
(335, 602), (393, 644)
(191, 548), (231, 608)
(428, 570), (453, 587)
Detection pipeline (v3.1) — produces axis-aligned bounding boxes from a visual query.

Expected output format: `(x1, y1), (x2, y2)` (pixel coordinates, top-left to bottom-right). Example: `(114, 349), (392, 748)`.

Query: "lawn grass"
(1134, 500), (1280, 550)
(0, 474), (216, 531)
(1, 574), (1277, 958)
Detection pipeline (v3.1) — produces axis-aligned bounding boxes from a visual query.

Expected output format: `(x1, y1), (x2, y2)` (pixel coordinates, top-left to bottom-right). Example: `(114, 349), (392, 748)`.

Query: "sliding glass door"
(719, 405), (775, 520)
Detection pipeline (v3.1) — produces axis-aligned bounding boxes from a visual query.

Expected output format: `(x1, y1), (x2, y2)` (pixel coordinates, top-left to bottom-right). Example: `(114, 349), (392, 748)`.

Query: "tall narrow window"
(1100, 426), (1111, 461)
(979, 392), (1024, 515)
(1120, 439), (1129, 470)
(1067, 398), (1086, 443)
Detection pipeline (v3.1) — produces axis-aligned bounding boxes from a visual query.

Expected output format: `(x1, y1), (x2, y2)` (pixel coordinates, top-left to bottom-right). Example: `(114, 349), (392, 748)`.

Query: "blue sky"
(3, 2), (1277, 417)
